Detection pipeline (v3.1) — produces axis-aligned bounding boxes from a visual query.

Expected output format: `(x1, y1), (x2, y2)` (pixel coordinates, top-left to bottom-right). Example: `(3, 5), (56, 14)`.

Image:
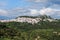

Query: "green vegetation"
(16, 16), (36, 18)
(0, 15), (60, 40)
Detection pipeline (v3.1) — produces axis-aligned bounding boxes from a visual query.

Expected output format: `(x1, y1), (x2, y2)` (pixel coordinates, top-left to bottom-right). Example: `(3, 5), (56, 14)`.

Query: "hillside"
(0, 15), (57, 24)
(0, 15), (60, 40)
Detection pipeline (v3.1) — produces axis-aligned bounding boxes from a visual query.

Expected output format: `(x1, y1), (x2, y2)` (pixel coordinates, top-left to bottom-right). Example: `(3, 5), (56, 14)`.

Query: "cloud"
(8, 8), (39, 17)
(11, 8), (40, 16)
(26, 0), (52, 10)
(34, 0), (48, 2)
(0, 2), (7, 6)
(4, 7), (60, 18)
(39, 8), (60, 16)
(50, 0), (60, 4)
(29, 8), (60, 16)
(9, 8), (31, 17)
(49, 4), (60, 9)
(0, 9), (8, 16)
(27, 8), (55, 15)
(26, 0), (60, 9)
(30, 9), (38, 14)
(27, 0), (48, 3)
(39, 8), (55, 15)
(12, 8), (29, 13)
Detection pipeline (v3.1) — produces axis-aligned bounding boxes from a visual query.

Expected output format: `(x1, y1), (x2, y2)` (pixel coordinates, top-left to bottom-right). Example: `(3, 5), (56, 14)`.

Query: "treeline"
(16, 15), (53, 19)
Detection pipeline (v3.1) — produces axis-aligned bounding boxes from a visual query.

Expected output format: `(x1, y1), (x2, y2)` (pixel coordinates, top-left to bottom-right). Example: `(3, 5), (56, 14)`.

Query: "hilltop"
(0, 15), (57, 24)
(0, 15), (58, 24)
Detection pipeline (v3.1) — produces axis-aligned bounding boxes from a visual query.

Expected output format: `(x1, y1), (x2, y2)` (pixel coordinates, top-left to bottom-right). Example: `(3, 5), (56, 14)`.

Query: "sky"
(0, 0), (60, 19)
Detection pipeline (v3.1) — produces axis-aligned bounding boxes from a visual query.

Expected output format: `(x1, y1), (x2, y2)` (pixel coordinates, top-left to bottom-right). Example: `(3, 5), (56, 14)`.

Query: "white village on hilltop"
(0, 17), (57, 24)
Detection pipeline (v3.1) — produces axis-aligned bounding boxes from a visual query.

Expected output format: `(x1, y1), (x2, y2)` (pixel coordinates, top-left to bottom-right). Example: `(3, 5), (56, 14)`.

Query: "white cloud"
(39, 8), (55, 15)
(30, 9), (38, 14)
(29, 8), (60, 16)
(0, 9), (8, 16)
(27, 0), (48, 3)
(9, 8), (31, 17)
(12, 8), (29, 13)
(8, 7), (60, 17)
(29, 8), (55, 15)
(39, 8), (60, 16)
(34, 0), (48, 2)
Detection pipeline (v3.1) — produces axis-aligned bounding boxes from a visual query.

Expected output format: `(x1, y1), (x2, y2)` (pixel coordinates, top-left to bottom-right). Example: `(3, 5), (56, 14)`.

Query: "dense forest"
(0, 15), (60, 40)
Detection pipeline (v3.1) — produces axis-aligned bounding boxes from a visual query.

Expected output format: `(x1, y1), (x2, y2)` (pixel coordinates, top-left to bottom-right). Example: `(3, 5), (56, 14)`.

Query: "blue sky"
(0, 0), (60, 19)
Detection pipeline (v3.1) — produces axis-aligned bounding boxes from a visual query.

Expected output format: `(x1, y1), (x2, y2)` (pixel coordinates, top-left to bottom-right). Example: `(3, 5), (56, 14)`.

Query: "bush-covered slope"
(0, 15), (60, 40)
